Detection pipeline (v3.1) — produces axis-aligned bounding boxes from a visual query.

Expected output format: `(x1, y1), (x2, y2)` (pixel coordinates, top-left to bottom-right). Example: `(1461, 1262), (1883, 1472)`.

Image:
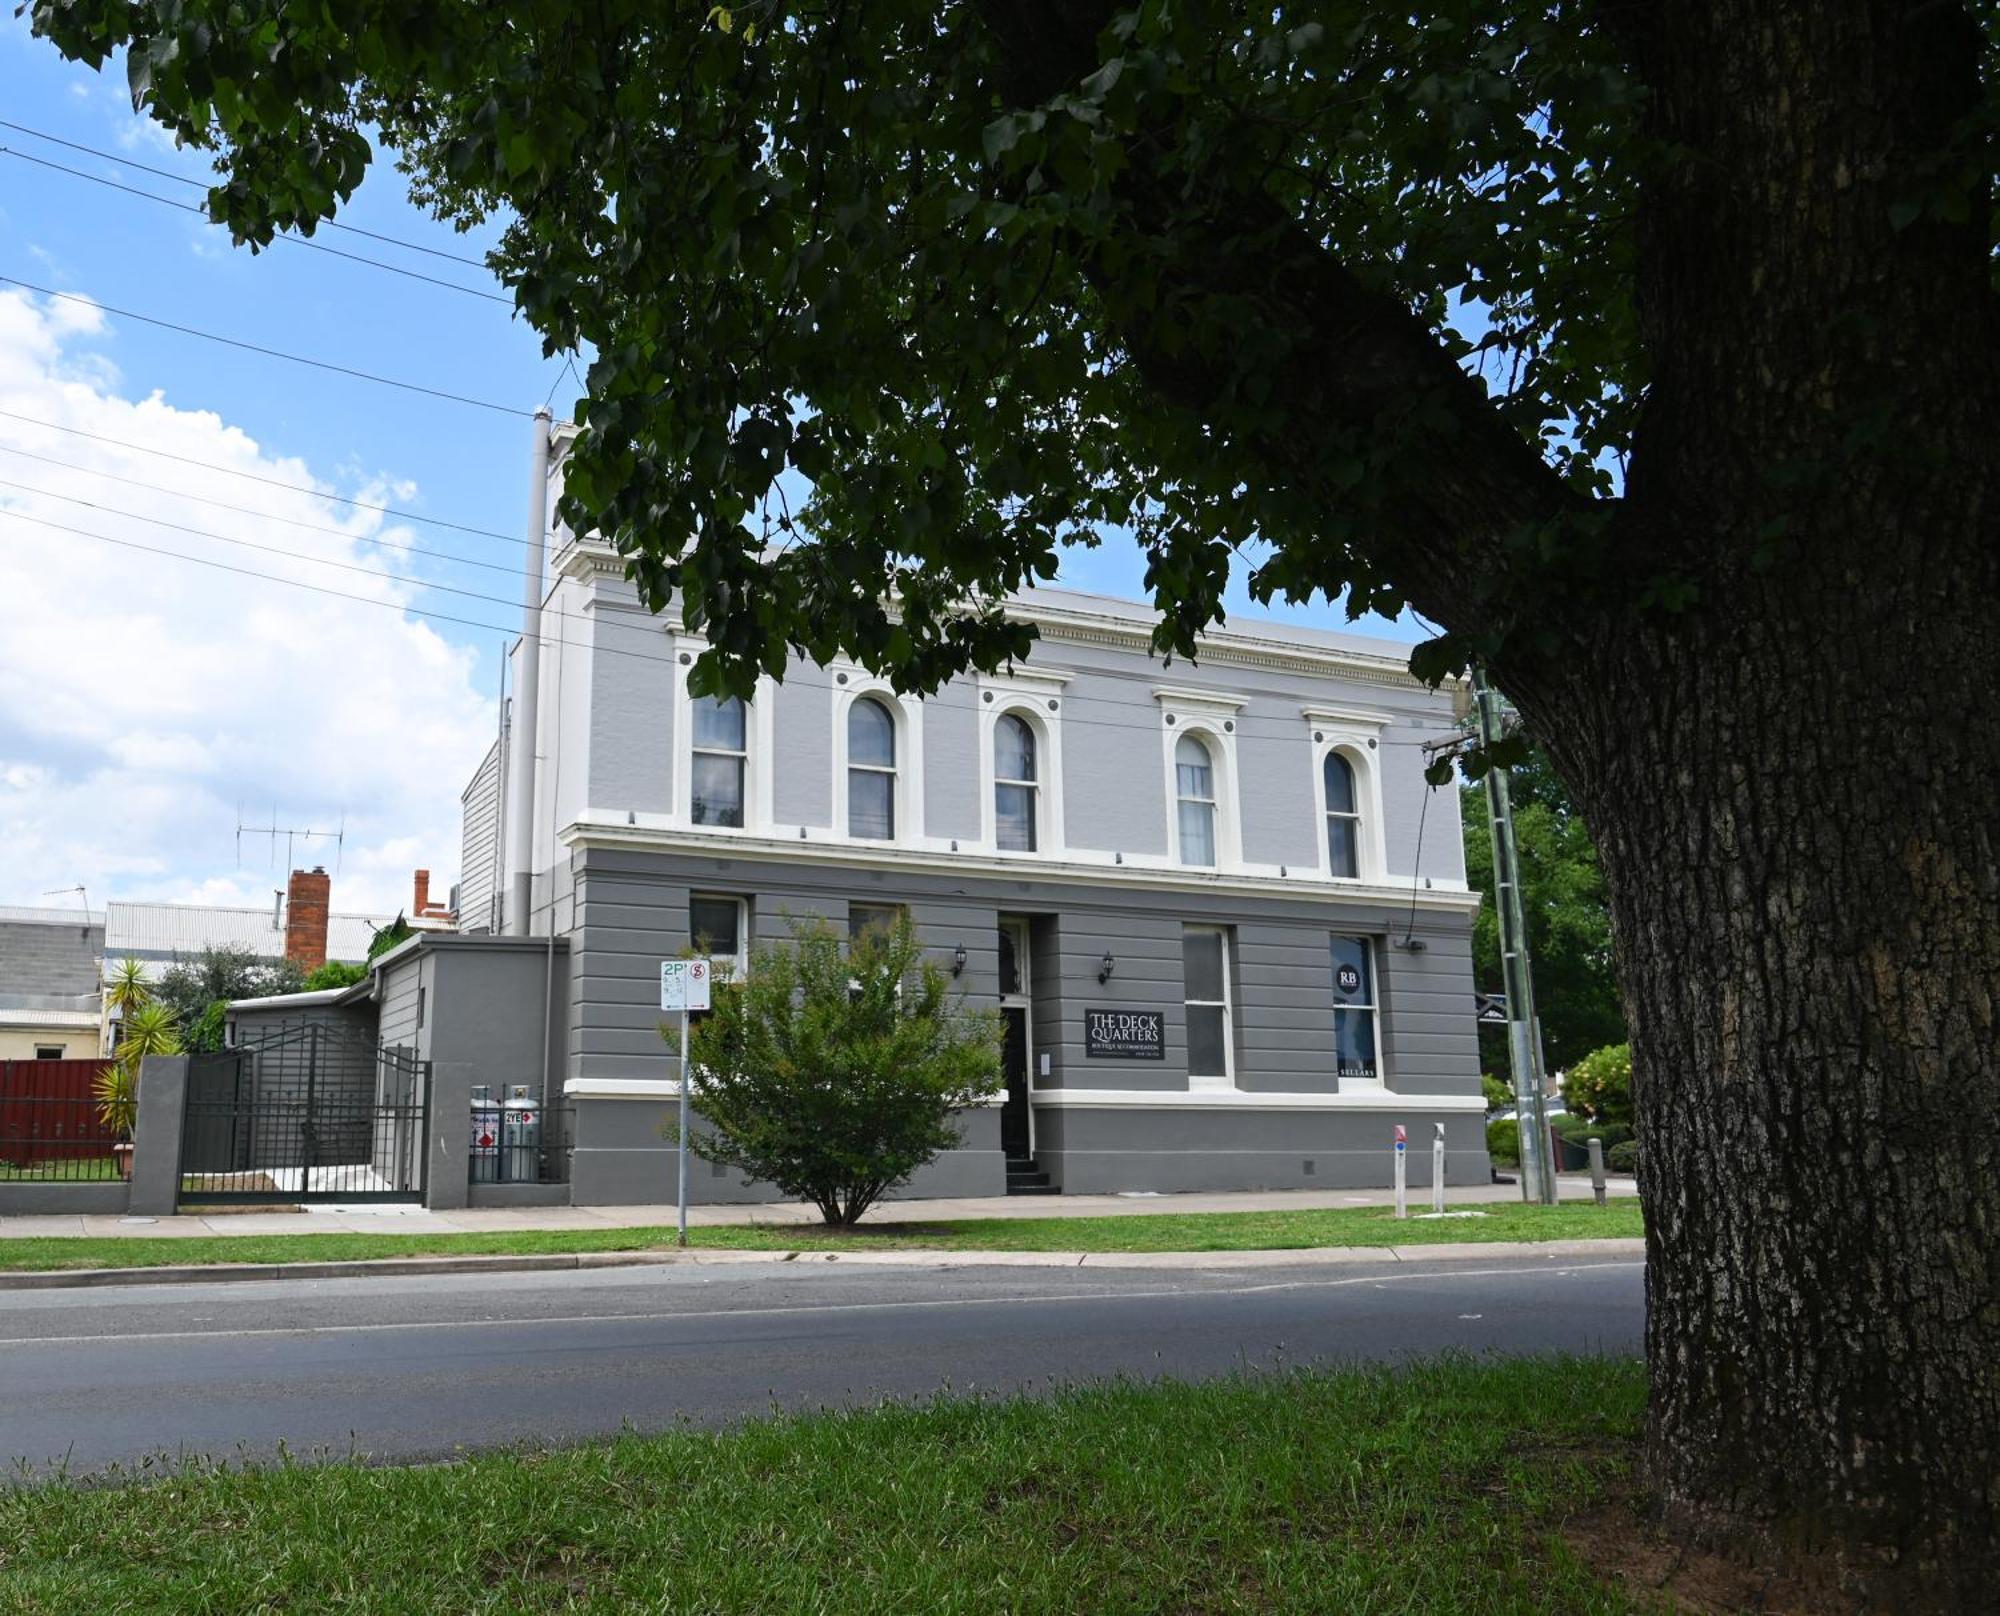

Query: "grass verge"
(0, 1200), (1642, 1272)
(0, 1357), (1646, 1612)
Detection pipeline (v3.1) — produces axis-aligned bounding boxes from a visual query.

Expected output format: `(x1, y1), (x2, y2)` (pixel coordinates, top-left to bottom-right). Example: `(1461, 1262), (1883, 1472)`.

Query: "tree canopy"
(31, 0), (1678, 695)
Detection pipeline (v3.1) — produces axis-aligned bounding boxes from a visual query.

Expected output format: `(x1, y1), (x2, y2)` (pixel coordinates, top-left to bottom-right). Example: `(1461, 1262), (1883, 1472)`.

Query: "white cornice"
(557, 819), (1481, 912)
(547, 538), (1443, 692)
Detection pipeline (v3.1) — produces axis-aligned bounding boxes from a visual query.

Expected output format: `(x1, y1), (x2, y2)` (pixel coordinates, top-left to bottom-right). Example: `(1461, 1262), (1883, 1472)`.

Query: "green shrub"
(680, 914), (1003, 1225)
(1480, 1073), (1513, 1115)
(1607, 1139), (1639, 1175)
(1552, 1113), (1633, 1150)
(1564, 1042), (1633, 1127)
(1485, 1118), (1520, 1167)
(304, 960), (368, 991)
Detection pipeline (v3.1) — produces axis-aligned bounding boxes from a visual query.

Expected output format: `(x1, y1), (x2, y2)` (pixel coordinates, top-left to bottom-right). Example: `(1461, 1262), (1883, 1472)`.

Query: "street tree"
(26, 0), (1999, 1598)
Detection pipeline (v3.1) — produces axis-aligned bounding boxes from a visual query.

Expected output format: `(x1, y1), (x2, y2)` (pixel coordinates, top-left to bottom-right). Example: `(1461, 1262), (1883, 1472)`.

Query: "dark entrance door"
(1000, 1006), (1031, 1159)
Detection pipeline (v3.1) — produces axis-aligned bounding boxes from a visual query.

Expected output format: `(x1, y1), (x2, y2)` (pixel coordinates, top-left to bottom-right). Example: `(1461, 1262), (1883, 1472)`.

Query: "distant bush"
(1553, 1113), (1633, 1151)
(1481, 1073), (1513, 1115)
(305, 960), (368, 991)
(1486, 1118), (1520, 1167)
(1564, 1043), (1633, 1127)
(1607, 1139), (1639, 1176)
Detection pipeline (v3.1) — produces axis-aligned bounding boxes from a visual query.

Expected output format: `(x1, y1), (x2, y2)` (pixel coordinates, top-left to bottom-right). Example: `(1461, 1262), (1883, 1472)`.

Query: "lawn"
(0, 1199), (1643, 1273)
(0, 1157), (120, 1182)
(0, 1357), (1648, 1612)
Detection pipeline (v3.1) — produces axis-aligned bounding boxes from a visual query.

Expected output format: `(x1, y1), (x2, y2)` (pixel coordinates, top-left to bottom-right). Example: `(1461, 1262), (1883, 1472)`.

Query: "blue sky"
(0, 21), (1418, 911)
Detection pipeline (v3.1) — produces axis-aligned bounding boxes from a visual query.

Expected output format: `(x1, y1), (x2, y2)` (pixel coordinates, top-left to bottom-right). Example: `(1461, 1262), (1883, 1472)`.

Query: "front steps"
(1004, 1155), (1059, 1196)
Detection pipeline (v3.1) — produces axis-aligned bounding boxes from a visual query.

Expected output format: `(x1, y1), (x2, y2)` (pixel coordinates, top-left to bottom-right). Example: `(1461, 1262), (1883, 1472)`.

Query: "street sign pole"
(677, 1003), (691, 1248)
(1393, 1124), (1408, 1219)
(659, 958), (713, 1250)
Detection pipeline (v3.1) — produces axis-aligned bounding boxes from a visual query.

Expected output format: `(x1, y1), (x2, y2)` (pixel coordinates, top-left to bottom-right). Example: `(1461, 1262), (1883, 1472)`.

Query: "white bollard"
(1432, 1122), (1447, 1214)
(1393, 1124), (1408, 1219)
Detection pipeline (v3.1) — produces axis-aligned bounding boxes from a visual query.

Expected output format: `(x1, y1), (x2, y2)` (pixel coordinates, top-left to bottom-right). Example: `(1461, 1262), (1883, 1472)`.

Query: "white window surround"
(1304, 706), (1391, 883)
(976, 670), (1069, 855)
(1155, 691), (1244, 870)
(830, 672), (926, 846)
(670, 636), (777, 834)
(689, 892), (749, 981)
(1182, 923), (1236, 1091)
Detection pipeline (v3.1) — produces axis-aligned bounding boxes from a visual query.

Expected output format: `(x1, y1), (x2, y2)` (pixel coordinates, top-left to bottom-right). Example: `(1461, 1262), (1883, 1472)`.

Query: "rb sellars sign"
(660, 958), (713, 1012)
(1085, 1009), (1166, 1060)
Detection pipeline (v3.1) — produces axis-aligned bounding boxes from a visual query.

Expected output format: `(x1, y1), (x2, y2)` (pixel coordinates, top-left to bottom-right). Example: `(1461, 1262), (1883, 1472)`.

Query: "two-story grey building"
(450, 465), (1488, 1202)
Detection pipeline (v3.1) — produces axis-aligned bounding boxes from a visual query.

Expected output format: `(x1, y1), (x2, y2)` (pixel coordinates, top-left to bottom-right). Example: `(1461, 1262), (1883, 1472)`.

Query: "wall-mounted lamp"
(952, 943), (967, 977)
(1098, 951), (1116, 985)
(1397, 936), (1429, 954)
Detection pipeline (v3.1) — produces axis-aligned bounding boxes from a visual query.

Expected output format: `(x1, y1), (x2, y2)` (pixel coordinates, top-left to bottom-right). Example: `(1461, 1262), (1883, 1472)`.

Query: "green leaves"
(679, 915), (1002, 1225)
(26, 0), (1657, 693)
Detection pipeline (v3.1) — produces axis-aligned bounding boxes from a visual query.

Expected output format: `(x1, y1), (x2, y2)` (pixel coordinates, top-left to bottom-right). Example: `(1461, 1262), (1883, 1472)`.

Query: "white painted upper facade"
(468, 529), (1474, 937)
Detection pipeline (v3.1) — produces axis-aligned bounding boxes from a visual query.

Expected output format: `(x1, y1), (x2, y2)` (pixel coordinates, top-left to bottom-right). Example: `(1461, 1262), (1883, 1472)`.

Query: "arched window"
(1175, 734), (1217, 867)
(994, 714), (1039, 852)
(847, 697), (897, 840)
(690, 694), (747, 827)
(1323, 751), (1360, 878)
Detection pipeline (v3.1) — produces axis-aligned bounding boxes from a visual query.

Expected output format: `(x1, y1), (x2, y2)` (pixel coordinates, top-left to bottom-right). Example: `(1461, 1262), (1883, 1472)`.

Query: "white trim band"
(1028, 1087), (1483, 1113)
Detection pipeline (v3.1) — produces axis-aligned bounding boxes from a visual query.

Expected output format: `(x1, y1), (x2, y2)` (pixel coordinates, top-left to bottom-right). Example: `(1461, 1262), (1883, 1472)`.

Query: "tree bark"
(982, 0), (2000, 1601)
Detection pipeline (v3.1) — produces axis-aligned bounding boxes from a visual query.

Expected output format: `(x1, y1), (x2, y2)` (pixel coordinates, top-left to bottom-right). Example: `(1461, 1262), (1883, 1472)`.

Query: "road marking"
(0, 1262), (1640, 1350)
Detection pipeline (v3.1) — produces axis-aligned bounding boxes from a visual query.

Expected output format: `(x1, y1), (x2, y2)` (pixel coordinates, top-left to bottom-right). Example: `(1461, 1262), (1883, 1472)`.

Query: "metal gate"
(180, 1024), (429, 1204)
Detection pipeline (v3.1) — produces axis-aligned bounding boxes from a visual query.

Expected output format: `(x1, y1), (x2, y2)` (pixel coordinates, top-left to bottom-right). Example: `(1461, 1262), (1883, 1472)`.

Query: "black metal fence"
(0, 1059), (122, 1182)
(180, 1025), (430, 1204)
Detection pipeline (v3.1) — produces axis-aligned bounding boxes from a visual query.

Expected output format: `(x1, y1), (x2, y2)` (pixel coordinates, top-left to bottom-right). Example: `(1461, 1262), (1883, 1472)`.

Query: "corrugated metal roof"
(103, 901), (391, 966)
(0, 905), (105, 926)
(0, 1007), (102, 1029)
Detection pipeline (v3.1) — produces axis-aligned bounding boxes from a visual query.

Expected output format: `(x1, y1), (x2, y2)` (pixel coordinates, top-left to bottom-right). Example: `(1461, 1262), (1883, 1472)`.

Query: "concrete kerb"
(0, 1237), (1646, 1292)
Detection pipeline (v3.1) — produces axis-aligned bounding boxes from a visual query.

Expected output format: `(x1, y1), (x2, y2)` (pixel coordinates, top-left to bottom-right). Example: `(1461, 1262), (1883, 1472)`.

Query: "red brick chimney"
(412, 868), (451, 922)
(284, 867), (331, 971)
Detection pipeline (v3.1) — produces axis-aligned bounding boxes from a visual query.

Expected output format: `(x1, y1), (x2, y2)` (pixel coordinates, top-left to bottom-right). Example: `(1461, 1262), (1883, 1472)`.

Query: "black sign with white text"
(1085, 1009), (1166, 1060)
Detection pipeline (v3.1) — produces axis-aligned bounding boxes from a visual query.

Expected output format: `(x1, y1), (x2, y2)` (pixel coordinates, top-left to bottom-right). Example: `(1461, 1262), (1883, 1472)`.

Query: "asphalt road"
(0, 1255), (1642, 1474)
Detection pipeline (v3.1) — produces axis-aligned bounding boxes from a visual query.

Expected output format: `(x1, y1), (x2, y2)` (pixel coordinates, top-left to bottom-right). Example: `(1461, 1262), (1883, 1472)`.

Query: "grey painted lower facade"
(555, 841), (1488, 1201)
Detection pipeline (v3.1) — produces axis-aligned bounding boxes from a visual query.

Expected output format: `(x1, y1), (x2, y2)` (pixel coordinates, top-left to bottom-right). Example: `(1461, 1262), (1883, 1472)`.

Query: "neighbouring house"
(0, 904), (105, 1060)
(99, 871), (391, 1046)
(423, 424), (1489, 1206)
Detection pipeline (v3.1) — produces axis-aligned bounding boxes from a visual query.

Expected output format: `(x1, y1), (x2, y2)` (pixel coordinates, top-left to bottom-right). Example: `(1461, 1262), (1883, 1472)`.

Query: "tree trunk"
(1524, 555), (2000, 1602)
(986, 1), (2000, 1596)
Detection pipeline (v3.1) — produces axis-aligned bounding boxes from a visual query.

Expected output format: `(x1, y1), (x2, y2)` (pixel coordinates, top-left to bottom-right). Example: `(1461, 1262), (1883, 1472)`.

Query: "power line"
(0, 476), (624, 626)
(0, 145), (513, 306)
(0, 408), (527, 545)
(0, 117), (492, 270)
(0, 274), (528, 418)
(0, 441), (536, 582)
(0, 504), (644, 662)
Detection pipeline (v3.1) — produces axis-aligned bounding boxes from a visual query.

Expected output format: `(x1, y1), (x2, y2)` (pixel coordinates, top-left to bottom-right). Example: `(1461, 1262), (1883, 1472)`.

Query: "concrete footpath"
(0, 1175), (1635, 1242)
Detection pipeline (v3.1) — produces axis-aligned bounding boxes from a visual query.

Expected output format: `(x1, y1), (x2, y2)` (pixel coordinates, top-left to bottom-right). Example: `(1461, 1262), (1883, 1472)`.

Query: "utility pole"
(1472, 668), (1557, 1204)
(505, 406), (554, 936)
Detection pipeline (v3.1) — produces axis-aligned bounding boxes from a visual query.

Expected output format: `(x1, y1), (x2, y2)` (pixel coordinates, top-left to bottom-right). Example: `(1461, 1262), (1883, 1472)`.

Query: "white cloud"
(0, 289), (495, 915)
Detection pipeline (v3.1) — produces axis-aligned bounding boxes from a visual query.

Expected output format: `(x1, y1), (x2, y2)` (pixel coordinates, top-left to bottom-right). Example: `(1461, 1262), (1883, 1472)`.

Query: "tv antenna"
(235, 807), (346, 875)
(41, 885), (92, 936)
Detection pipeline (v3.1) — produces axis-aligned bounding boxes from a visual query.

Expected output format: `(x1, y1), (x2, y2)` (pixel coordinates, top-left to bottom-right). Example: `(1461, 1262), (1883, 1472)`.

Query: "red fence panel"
(0, 1058), (121, 1171)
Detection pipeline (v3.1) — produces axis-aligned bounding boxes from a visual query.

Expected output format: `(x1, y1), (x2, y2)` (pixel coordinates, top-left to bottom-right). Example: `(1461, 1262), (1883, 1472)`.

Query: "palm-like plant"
(103, 957), (153, 1051)
(95, 1002), (181, 1140)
